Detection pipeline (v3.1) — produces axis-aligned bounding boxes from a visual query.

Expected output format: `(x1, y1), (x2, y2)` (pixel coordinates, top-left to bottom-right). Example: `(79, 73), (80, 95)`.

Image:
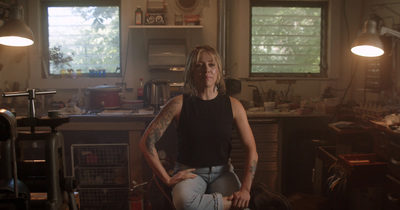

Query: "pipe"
(218, 0), (227, 74)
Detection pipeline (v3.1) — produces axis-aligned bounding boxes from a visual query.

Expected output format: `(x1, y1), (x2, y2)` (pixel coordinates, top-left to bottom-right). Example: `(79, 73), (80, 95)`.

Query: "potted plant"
(49, 45), (74, 75)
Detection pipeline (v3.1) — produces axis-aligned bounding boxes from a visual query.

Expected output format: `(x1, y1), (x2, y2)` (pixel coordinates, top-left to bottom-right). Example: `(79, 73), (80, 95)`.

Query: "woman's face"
(192, 52), (219, 90)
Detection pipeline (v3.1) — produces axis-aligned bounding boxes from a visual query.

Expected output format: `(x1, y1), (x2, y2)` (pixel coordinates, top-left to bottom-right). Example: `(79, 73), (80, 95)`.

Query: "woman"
(139, 45), (258, 210)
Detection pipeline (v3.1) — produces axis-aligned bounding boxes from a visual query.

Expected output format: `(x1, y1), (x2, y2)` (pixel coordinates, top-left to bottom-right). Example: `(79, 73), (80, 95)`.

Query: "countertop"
(14, 108), (331, 125)
(246, 110), (331, 118)
(64, 113), (155, 122)
(61, 111), (331, 121)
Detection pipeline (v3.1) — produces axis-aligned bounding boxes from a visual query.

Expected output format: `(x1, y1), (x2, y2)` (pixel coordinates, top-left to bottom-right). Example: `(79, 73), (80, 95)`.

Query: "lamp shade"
(351, 19), (384, 57)
(0, 4), (34, 47)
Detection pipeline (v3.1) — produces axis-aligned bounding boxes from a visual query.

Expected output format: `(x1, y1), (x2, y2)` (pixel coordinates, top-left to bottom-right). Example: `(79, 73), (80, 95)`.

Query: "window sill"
(243, 77), (338, 81)
(128, 25), (203, 29)
(28, 77), (130, 90)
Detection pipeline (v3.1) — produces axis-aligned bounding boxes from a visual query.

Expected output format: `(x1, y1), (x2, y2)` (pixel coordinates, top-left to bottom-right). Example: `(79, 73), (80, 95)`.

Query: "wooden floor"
(287, 193), (331, 210)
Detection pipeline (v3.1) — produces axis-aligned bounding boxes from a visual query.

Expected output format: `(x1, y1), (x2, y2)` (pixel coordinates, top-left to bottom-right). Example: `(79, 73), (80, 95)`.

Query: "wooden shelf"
(128, 25), (203, 29)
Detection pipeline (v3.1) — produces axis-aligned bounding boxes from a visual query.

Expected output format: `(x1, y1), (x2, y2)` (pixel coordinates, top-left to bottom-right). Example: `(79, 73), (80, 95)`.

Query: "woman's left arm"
(229, 97), (259, 208)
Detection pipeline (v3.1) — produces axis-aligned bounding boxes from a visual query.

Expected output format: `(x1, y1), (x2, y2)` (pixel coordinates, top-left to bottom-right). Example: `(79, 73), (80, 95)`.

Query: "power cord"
(152, 173), (176, 210)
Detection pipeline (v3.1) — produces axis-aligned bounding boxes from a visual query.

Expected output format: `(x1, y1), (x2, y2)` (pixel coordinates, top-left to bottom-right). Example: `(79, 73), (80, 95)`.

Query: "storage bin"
(72, 144), (128, 167)
(76, 167), (128, 187)
(72, 144), (129, 209)
(79, 188), (129, 206)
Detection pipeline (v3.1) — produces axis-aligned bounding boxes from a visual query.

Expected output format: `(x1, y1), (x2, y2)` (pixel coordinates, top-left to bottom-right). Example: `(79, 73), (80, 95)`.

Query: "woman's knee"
(171, 176), (208, 209)
(172, 193), (201, 210)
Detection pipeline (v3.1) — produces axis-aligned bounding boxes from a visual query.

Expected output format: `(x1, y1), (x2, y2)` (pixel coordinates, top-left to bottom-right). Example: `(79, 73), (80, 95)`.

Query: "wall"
(2, 0), (218, 107)
(1, 0), (400, 110)
(226, 0), (400, 108)
(350, 0), (400, 105)
(227, 0), (343, 103)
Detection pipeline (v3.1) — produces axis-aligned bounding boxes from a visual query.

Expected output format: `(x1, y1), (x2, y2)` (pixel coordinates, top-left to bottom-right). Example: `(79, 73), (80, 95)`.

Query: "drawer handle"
(388, 193), (400, 203)
(391, 158), (400, 166)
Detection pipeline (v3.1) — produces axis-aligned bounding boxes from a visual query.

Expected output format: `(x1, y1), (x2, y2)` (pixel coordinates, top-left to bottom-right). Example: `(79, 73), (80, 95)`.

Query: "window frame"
(249, 0), (328, 78)
(41, 0), (122, 78)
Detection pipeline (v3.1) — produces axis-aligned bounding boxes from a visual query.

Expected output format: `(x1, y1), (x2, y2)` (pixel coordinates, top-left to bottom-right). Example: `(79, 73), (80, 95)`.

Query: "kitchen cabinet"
(128, 25), (203, 45)
(231, 118), (281, 192)
(128, 25), (203, 65)
(314, 121), (400, 210)
(371, 122), (400, 210)
(57, 113), (330, 208)
(231, 114), (331, 194)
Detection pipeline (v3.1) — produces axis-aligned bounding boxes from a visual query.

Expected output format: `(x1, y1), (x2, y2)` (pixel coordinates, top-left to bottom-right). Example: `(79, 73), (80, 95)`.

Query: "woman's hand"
(167, 168), (197, 187)
(228, 188), (251, 209)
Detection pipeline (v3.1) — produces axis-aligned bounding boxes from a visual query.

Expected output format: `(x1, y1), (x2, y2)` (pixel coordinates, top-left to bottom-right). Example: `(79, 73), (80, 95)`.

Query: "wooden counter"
(246, 111), (330, 118)
(54, 112), (330, 195)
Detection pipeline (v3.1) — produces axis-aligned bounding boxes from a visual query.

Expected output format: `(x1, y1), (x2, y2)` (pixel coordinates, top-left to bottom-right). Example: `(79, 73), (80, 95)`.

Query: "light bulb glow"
(351, 45), (384, 57)
(0, 36), (34, 46)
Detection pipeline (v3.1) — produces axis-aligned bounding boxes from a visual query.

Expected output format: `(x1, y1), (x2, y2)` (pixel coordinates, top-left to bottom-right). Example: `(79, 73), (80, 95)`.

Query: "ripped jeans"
(171, 162), (241, 210)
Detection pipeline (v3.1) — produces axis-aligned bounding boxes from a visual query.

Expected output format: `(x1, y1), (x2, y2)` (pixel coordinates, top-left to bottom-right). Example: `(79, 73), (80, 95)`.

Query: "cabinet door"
(231, 119), (280, 192)
(373, 131), (390, 161)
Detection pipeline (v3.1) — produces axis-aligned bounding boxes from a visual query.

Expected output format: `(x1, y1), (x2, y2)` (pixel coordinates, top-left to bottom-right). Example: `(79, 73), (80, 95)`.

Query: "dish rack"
(72, 144), (129, 210)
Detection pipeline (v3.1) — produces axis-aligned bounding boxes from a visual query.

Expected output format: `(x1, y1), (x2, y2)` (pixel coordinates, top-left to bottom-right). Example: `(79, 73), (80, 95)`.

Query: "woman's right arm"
(139, 95), (194, 186)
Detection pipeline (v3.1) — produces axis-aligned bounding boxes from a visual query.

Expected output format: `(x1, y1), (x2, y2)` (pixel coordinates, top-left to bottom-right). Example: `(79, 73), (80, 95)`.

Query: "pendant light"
(0, 3), (34, 47)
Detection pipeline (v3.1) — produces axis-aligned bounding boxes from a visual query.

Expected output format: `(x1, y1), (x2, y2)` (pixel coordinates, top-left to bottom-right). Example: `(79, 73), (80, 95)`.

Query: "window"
(250, 1), (327, 77)
(42, 0), (121, 78)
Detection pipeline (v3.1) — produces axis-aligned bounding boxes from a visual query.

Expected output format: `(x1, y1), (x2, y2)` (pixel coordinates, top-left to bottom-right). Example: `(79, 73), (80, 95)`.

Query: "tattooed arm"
(139, 95), (189, 186)
(228, 97), (258, 208)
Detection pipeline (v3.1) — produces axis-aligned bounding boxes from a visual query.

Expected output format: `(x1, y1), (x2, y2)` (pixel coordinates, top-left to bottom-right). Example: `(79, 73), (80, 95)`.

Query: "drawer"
(233, 161), (279, 191)
(388, 141), (400, 180)
(231, 142), (278, 162)
(384, 175), (400, 209)
(338, 154), (387, 187)
(232, 123), (279, 143)
(373, 131), (390, 161)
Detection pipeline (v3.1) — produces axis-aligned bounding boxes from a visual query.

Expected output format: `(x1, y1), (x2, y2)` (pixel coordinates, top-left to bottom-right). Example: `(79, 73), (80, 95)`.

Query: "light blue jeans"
(171, 162), (241, 210)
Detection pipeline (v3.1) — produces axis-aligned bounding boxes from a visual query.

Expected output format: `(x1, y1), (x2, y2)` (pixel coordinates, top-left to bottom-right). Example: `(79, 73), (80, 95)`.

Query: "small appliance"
(143, 79), (170, 112)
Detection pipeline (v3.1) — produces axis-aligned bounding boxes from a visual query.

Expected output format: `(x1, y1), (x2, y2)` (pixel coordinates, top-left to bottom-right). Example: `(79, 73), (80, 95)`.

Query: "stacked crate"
(72, 144), (129, 210)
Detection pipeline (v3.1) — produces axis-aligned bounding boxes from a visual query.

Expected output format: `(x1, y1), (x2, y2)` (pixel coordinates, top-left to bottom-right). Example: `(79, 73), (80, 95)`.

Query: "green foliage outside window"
(251, 5), (325, 77)
(46, 5), (120, 77)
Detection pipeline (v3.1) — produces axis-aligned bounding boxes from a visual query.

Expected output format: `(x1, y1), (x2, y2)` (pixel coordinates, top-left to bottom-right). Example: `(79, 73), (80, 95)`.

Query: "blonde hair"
(182, 45), (226, 97)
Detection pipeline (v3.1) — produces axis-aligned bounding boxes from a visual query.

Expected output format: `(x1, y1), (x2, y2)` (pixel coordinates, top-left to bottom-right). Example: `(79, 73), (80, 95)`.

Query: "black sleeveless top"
(176, 93), (233, 167)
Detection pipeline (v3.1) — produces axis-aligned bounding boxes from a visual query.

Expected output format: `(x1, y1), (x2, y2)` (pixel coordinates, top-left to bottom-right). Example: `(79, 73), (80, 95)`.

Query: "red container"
(338, 154), (387, 187)
(88, 85), (121, 109)
(129, 195), (143, 210)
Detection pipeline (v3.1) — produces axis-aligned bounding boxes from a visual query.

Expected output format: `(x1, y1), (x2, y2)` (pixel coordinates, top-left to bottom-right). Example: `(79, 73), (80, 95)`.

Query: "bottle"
(163, 3), (168, 24)
(135, 6), (143, 25)
(137, 78), (144, 100)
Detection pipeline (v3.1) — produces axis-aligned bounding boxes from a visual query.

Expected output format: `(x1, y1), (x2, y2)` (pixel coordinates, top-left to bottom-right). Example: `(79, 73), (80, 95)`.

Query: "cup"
(48, 110), (59, 118)
(249, 101), (255, 108)
(264, 102), (275, 112)
(175, 14), (183, 25)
